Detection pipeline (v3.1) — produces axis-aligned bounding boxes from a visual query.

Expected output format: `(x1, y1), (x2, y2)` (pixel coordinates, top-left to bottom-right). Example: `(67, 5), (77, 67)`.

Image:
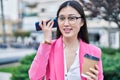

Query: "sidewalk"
(0, 72), (12, 80)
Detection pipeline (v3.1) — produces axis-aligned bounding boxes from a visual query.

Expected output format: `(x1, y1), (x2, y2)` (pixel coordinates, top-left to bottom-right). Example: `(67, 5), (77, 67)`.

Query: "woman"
(28, 0), (103, 80)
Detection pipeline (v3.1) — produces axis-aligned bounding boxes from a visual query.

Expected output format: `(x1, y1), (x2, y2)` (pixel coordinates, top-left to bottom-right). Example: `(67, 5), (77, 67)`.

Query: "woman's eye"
(60, 17), (65, 20)
(68, 17), (76, 20)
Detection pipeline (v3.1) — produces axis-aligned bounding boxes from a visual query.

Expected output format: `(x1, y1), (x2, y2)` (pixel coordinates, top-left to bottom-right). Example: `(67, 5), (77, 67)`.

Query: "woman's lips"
(63, 28), (72, 33)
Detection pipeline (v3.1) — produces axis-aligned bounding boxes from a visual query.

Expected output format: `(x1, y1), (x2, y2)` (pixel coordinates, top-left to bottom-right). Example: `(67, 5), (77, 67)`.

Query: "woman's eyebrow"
(59, 14), (75, 16)
(69, 14), (76, 16)
(68, 14), (81, 17)
(58, 14), (80, 17)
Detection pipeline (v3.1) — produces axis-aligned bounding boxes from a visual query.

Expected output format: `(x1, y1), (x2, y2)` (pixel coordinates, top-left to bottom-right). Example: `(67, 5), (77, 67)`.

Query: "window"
(41, 8), (46, 13)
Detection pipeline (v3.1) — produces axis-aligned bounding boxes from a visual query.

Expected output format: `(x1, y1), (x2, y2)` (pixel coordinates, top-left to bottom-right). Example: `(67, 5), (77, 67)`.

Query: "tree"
(79, 0), (120, 28)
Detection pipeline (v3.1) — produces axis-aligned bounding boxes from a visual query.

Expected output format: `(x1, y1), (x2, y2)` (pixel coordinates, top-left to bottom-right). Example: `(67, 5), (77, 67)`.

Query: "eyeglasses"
(57, 16), (82, 25)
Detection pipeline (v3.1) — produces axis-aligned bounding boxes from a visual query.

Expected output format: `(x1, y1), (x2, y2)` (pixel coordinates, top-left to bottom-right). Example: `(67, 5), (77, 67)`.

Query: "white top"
(64, 47), (81, 80)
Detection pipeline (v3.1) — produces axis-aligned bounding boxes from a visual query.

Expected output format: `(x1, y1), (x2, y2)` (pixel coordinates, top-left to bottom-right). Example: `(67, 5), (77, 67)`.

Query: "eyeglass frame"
(57, 16), (82, 25)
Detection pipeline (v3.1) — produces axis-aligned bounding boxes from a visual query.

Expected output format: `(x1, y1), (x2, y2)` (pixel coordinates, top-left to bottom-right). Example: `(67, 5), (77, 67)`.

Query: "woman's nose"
(64, 19), (69, 25)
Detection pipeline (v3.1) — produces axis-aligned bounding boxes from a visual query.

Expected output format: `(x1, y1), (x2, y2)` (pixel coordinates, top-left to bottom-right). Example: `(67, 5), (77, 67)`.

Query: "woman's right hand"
(39, 20), (54, 43)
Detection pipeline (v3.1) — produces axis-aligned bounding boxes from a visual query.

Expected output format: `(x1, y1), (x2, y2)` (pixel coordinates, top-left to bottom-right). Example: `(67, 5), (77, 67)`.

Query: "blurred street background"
(0, 0), (120, 80)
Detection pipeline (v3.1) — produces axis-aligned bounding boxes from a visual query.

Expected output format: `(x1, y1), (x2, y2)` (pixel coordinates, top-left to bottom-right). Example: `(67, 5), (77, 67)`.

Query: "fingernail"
(89, 68), (92, 70)
(86, 72), (89, 74)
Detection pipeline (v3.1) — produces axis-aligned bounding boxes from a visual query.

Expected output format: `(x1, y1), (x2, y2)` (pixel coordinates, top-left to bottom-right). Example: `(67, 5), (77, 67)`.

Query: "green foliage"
(13, 31), (30, 38)
(101, 48), (120, 80)
(0, 66), (18, 73)
(101, 47), (120, 55)
(11, 65), (30, 80)
(20, 54), (36, 65)
(11, 53), (35, 80)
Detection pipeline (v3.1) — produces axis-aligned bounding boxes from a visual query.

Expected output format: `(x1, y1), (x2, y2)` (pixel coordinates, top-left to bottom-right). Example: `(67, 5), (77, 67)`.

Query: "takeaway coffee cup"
(82, 53), (99, 78)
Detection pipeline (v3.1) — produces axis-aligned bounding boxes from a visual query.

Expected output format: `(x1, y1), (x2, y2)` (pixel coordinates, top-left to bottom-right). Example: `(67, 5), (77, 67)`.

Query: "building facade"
(0, 0), (119, 48)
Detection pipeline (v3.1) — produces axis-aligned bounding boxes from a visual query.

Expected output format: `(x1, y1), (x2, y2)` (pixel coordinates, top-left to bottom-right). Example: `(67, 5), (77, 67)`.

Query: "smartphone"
(35, 18), (58, 31)
(82, 53), (99, 78)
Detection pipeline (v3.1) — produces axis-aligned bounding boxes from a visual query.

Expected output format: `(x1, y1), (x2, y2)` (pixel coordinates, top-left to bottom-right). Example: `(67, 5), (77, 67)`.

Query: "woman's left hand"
(86, 65), (99, 80)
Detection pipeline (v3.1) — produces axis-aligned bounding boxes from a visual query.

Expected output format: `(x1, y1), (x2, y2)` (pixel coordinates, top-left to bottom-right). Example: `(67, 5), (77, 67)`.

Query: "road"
(0, 47), (36, 64)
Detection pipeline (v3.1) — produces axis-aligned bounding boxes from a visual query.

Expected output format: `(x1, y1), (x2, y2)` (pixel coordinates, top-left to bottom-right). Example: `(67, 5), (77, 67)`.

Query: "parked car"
(0, 43), (7, 49)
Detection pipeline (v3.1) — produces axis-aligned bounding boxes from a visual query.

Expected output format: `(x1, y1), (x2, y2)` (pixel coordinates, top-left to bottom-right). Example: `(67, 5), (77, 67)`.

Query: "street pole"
(0, 0), (6, 43)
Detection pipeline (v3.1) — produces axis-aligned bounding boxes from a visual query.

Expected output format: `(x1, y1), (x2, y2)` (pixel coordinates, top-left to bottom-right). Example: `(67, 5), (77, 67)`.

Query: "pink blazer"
(29, 37), (103, 80)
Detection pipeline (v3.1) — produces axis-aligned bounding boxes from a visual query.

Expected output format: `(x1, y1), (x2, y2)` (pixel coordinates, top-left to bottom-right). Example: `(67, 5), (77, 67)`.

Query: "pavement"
(0, 47), (36, 80)
(0, 72), (12, 80)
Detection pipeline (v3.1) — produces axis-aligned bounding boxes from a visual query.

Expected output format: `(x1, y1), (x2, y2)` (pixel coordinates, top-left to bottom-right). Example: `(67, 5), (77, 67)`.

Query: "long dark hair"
(56, 0), (89, 43)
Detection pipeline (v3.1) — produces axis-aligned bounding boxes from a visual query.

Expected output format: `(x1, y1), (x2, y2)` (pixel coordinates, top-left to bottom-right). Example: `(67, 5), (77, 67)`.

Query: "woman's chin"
(63, 34), (73, 38)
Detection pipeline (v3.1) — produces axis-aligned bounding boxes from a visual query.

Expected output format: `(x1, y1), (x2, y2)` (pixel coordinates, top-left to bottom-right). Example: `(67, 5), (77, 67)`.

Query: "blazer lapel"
(54, 37), (64, 80)
(53, 38), (89, 80)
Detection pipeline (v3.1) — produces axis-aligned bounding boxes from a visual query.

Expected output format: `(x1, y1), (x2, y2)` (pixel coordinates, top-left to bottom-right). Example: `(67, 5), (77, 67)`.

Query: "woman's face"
(58, 6), (83, 39)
